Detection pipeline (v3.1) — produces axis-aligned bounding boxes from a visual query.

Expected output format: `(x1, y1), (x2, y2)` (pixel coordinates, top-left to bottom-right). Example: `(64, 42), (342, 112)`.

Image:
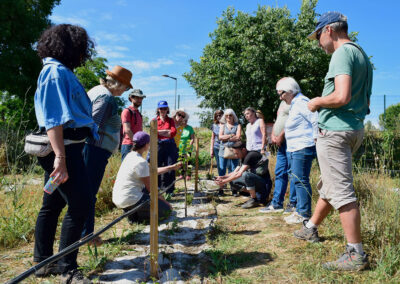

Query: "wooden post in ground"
(149, 120), (159, 278)
(195, 137), (199, 192)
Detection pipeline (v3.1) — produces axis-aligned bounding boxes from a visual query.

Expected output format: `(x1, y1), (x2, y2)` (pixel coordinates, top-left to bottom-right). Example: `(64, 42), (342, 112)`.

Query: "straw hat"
(106, 65), (133, 89)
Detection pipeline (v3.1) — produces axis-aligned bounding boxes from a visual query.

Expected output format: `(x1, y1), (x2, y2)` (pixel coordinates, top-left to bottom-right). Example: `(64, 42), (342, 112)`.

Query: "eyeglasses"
(177, 113), (185, 118)
(125, 86), (131, 92)
(316, 26), (326, 41)
(159, 107), (168, 111)
(277, 90), (287, 97)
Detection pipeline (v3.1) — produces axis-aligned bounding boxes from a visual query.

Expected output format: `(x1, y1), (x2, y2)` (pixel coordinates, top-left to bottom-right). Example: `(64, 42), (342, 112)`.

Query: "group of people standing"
(30, 9), (372, 283)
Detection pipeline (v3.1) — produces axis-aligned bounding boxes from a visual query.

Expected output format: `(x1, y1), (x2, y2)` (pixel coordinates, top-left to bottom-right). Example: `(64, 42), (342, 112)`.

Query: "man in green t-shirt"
(294, 11), (372, 271)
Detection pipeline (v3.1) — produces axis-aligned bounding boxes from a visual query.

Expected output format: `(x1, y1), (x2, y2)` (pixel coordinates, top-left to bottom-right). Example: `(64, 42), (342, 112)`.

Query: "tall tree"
(184, 0), (331, 122)
(0, 0), (60, 127)
(379, 103), (400, 132)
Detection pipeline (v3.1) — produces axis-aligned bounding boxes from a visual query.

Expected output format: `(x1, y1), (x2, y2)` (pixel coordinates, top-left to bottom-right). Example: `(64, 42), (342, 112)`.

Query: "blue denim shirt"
(34, 58), (98, 139)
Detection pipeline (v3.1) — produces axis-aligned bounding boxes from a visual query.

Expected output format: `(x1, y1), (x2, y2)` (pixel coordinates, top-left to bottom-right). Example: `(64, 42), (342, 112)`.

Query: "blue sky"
(50, 0), (400, 126)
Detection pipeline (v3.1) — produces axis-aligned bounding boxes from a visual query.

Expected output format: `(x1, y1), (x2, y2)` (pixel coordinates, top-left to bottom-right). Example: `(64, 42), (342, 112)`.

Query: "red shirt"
(156, 116), (176, 140)
(121, 106), (143, 145)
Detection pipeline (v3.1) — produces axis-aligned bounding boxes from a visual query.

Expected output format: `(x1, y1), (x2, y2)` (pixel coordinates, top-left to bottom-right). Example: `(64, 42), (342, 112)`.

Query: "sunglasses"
(177, 113), (185, 118)
(277, 90), (287, 97)
(316, 26), (326, 41)
(125, 86), (131, 92)
(159, 107), (168, 111)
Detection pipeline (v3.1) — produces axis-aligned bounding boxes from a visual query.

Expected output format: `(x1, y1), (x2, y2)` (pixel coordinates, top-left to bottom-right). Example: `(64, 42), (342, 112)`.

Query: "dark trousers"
(81, 143), (112, 237)
(158, 139), (178, 193)
(34, 143), (90, 273)
(231, 171), (272, 204)
(123, 190), (171, 223)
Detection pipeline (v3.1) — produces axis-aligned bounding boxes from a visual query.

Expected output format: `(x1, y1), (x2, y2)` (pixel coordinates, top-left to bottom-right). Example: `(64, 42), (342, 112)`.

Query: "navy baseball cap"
(308, 11), (347, 40)
(133, 131), (150, 146)
(157, 100), (169, 108)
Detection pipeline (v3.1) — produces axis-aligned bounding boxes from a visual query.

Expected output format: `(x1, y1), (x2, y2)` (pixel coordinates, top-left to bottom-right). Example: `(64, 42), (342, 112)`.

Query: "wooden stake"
(195, 137), (199, 192)
(149, 120), (159, 278)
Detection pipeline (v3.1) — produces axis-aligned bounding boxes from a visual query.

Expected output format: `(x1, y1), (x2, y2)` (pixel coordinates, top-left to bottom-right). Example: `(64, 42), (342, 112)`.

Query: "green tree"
(184, 0), (331, 122)
(379, 103), (400, 132)
(0, 0), (60, 127)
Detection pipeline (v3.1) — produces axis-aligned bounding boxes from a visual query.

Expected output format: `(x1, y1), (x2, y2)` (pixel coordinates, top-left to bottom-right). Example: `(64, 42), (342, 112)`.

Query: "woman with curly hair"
(33, 24), (96, 283)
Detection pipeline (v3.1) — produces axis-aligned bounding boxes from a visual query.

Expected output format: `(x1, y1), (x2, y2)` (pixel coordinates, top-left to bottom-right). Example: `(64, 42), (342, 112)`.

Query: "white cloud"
(94, 31), (132, 43)
(121, 58), (174, 73)
(101, 13), (112, 20)
(176, 44), (191, 50)
(97, 45), (127, 59)
(50, 15), (89, 27)
(116, 0), (128, 6)
(134, 76), (166, 87)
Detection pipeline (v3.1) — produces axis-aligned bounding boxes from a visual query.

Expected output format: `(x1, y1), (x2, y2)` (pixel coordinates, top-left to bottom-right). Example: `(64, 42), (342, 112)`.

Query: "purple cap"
(308, 11), (347, 40)
(133, 131), (150, 146)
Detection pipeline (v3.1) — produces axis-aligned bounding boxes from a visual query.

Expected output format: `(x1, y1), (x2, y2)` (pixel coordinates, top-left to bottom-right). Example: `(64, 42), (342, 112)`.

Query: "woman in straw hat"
(81, 65), (133, 245)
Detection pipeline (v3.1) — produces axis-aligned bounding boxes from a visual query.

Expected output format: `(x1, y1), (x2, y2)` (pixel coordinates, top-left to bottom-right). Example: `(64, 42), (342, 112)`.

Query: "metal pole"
(178, 94), (180, 109)
(174, 79), (177, 110)
(149, 120), (159, 278)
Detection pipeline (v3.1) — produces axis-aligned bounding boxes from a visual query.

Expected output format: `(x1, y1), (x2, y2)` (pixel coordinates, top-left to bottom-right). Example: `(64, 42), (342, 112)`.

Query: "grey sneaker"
(60, 269), (92, 284)
(259, 204), (284, 213)
(283, 203), (296, 214)
(323, 245), (369, 271)
(293, 220), (320, 243)
(241, 198), (259, 209)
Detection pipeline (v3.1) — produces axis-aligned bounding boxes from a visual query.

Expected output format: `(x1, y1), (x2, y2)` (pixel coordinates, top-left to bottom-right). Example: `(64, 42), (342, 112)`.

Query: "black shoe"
(218, 189), (225, 196)
(241, 198), (259, 209)
(232, 190), (240, 197)
(34, 262), (61, 277)
(60, 269), (92, 284)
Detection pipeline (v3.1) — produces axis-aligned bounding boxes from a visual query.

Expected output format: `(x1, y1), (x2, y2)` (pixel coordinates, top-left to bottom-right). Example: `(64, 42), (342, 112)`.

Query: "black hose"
(5, 178), (181, 284)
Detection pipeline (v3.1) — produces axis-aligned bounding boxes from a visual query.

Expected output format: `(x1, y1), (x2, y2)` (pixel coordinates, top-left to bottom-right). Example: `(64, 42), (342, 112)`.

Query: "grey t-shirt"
(273, 101), (290, 136)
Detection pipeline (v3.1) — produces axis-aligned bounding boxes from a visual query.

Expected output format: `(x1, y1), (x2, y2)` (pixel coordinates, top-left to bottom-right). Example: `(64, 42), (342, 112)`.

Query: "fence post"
(149, 120), (159, 278)
(195, 137), (199, 192)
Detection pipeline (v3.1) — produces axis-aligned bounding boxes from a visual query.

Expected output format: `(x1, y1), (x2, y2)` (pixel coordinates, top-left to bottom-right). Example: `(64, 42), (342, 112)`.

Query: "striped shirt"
(285, 93), (318, 152)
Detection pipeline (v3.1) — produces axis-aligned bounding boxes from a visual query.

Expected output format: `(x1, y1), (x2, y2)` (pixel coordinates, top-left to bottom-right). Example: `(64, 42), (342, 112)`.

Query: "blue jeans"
(231, 171), (271, 204)
(82, 144), (112, 237)
(158, 139), (178, 193)
(121, 144), (133, 161)
(271, 141), (296, 208)
(287, 145), (316, 218)
(213, 146), (220, 172)
(218, 156), (239, 176)
(34, 143), (90, 272)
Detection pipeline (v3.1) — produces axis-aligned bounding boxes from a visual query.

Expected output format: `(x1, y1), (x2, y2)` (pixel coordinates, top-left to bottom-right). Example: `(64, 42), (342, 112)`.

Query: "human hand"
(174, 162), (183, 170)
(308, 98), (320, 112)
(51, 156), (69, 184)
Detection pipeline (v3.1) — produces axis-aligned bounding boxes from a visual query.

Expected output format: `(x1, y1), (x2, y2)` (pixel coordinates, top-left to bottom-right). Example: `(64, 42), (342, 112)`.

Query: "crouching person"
(112, 131), (181, 223)
(215, 141), (272, 209)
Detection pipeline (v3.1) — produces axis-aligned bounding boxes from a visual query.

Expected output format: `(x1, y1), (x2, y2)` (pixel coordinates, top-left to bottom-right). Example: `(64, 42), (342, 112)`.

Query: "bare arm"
(157, 162), (182, 175)
(210, 131), (215, 157)
(219, 124), (229, 141)
(215, 165), (249, 186)
(308, 74), (352, 112)
(259, 119), (266, 153)
(123, 122), (134, 141)
(47, 126), (68, 184)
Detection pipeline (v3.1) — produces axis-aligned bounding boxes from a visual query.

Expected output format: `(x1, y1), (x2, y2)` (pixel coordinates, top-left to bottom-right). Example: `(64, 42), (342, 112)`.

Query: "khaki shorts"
(316, 128), (364, 210)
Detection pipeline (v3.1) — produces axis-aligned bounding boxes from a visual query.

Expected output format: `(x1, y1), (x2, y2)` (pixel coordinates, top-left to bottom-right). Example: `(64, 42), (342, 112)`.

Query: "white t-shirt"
(112, 151), (149, 208)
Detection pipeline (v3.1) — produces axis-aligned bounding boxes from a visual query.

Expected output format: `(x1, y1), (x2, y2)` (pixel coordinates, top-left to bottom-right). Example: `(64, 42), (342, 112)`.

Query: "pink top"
(121, 106), (143, 145)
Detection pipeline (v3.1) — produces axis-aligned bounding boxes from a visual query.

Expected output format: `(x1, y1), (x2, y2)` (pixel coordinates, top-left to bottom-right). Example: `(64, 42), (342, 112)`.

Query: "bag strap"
(344, 42), (372, 114)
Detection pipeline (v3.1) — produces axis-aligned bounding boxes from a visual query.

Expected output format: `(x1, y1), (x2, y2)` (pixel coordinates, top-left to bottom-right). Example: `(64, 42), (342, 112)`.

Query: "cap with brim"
(106, 65), (133, 89)
(157, 100), (169, 108)
(133, 131), (150, 147)
(129, 89), (146, 101)
(308, 11), (346, 40)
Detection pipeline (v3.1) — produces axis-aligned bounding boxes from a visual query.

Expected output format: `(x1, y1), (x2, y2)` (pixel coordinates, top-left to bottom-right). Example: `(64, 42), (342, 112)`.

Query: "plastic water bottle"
(43, 176), (60, 194)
